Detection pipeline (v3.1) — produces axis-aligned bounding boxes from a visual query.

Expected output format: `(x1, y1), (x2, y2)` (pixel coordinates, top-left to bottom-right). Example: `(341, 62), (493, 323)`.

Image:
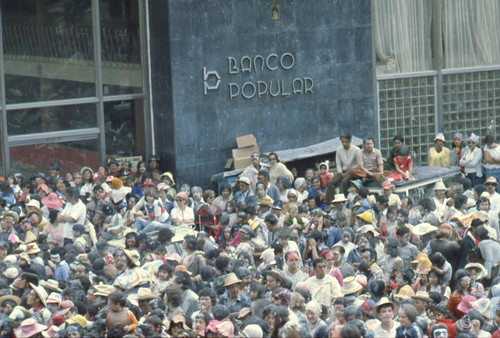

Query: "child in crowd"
(106, 290), (139, 333)
(317, 161), (333, 190)
(151, 263), (173, 296)
(387, 146), (413, 182)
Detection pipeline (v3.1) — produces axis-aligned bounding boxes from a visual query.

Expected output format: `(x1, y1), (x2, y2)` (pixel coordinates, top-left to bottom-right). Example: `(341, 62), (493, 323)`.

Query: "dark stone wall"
(149, 0), (374, 186)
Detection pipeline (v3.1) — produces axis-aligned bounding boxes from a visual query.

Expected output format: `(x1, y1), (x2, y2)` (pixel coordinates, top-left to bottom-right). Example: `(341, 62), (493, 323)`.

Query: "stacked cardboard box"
(231, 134), (259, 170)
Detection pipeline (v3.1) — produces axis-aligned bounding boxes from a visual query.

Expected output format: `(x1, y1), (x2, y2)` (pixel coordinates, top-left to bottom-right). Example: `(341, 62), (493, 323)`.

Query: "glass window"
(7, 104), (97, 136)
(373, 0), (434, 74)
(10, 139), (99, 175)
(105, 99), (145, 157)
(2, 0), (95, 103)
(100, 0), (143, 95)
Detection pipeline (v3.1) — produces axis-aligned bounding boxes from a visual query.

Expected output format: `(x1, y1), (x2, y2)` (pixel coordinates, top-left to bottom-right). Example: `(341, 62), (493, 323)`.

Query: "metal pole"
(92, 0), (107, 165)
(433, 0), (443, 133)
(0, 7), (10, 176)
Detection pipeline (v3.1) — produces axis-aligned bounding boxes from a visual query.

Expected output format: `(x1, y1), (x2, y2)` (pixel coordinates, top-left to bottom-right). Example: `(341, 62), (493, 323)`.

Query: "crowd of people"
(0, 132), (500, 337)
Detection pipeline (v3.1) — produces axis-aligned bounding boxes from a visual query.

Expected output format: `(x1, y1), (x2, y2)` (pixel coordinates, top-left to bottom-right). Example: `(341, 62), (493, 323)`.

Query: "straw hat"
(26, 200), (40, 209)
(41, 193), (64, 209)
(357, 224), (379, 237)
(128, 288), (159, 305)
(123, 249), (140, 266)
(26, 243), (41, 255)
(40, 279), (62, 293)
(464, 263), (488, 280)
(485, 176), (498, 185)
(411, 223), (438, 236)
(238, 176), (251, 185)
(42, 324), (60, 338)
(415, 255), (432, 275)
(356, 211), (373, 224)
(373, 297), (396, 316)
(261, 268), (289, 286)
(93, 284), (115, 297)
(332, 194), (347, 204)
(66, 314), (88, 328)
(56, 300), (75, 316)
(2, 211), (19, 223)
(457, 295), (477, 314)
(257, 197), (273, 206)
(29, 283), (48, 306)
(223, 273), (242, 287)
(394, 285), (413, 300)
(433, 181), (446, 190)
(160, 172), (175, 186)
(170, 314), (190, 330)
(14, 318), (47, 337)
(80, 166), (94, 176)
(411, 291), (432, 303)
(46, 292), (63, 305)
(174, 265), (193, 276)
(0, 295), (21, 306)
(341, 276), (363, 295)
(470, 298), (492, 319)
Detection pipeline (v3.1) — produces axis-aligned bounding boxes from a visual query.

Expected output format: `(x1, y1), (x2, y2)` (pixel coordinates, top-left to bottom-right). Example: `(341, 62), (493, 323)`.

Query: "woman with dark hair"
(41, 209), (64, 247)
(451, 132), (466, 169)
(125, 231), (139, 249)
(448, 269), (472, 319)
(268, 152), (294, 185)
(195, 189), (222, 238)
(213, 182), (232, 211)
(276, 176), (291, 204)
(271, 305), (300, 337)
(418, 198), (439, 227)
(181, 235), (205, 277)
(0, 181), (14, 207)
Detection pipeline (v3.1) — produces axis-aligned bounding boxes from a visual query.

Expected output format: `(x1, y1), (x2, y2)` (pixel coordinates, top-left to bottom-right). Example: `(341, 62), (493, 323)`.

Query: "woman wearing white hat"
(428, 133), (451, 167)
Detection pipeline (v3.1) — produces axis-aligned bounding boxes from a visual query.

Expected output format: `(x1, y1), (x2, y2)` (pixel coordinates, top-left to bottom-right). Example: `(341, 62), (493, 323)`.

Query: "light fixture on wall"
(270, 0), (280, 20)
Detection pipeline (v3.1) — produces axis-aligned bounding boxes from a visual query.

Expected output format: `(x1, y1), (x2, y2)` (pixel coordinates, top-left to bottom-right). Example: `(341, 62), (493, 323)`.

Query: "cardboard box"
(224, 158), (234, 170)
(236, 134), (257, 148)
(233, 157), (252, 169)
(232, 145), (260, 159)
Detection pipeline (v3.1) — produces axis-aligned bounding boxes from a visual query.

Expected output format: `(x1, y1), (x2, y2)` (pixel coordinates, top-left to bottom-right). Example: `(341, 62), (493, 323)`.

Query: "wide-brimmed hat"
(160, 172), (175, 186)
(123, 249), (140, 266)
(56, 300), (74, 316)
(394, 285), (413, 299)
(25, 200), (41, 209)
(332, 194), (347, 204)
(357, 224), (379, 237)
(411, 291), (432, 303)
(464, 263), (488, 280)
(223, 273), (242, 287)
(382, 181), (395, 190)
(176, 192), (189, 200)
(356, 211), (373, 224)
(41, 193), (64, 209)
(470, 298), (492, 319)
(129, 288), (159, 303)
(26, 243), (41, 255)
(434, 133), (446, 142)
(2, 211), (19, 223)
(238, 176), (251, 185)
(373, 297), (397, 316)
(66, 314), (88, 328)
(174, 265), (193, 276)
(35, 184), (50, 194)
(93, 284), (115, 297)
(411, 223), (438, 236)
(170, 314), (189, 330)
(40, 279), (62, 293)
(342, 276), (363, 295)
(4, 306), (30, 322)
(15, 318), (47, 337)
(46, 292), (63, 305)
(262, 268), (289, 286)
(257, 197), (273, 206)
(457, 295), (477, 314)
(80, 166), (94, 176)
(485, 176), (498, 185)
(29, 283), (48, 306)
(433, 181), (446, 190)
(0, 295), (21, 306)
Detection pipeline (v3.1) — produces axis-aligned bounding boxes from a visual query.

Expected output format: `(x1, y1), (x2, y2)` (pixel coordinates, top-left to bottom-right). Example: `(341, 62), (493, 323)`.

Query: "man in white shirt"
(57, 188), (86, 245)
(485, 177), (500, 218)
(305, 257), (343, 307)
(325, 134), (360, 203)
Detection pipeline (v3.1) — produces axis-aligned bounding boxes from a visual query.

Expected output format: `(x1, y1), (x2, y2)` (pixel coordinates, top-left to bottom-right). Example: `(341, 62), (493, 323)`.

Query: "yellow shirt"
(428, 147), (451, 166)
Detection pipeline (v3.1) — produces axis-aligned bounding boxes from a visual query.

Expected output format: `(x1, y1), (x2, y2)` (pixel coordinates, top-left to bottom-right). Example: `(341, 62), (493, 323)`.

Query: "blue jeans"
(134, 219), (170, 234)
(485, 168), (500, 192)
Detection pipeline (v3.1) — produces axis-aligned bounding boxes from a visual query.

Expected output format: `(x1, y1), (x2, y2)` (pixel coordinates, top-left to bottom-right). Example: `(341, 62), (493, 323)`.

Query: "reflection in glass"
(2, 0), (95, 103)
(10, 139), (99, 176)
(100, 0), (142, 95)
(105, 99), (144, 157)
(7, 104), (97, 136)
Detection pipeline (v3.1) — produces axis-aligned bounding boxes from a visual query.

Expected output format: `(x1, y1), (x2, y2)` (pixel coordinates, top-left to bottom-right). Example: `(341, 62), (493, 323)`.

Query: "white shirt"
(336, 145), (360, 173)
(371, 320), (399, 338)
(61, 200), (87, 239)
(490, 192), (500, 217)
(305, 274), (343, 307)
(171, 206), (195, 224)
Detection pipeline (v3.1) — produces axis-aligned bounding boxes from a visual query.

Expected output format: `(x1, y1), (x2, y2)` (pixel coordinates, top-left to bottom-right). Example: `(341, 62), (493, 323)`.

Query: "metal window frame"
(0, 0), (150, 175)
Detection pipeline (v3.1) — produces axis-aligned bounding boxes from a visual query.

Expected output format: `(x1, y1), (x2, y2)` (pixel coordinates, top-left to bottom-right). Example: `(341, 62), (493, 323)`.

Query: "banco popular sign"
(203, 52), (314, 100)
